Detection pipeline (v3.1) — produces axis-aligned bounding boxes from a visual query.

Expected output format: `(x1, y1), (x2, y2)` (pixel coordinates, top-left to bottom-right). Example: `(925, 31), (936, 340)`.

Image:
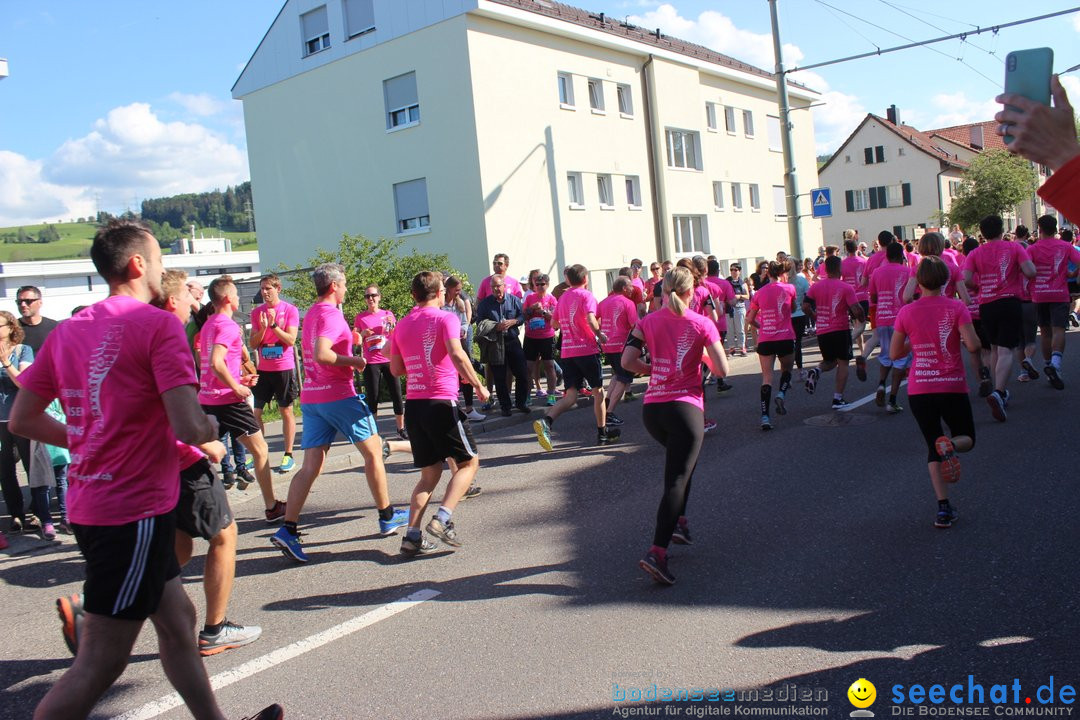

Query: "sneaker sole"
(986, 394), (1007, 422)
(1022, 361), (1039, 380)
(56, 596), (81, 656)
(533, 420), (553, 451)
(426, 523), (462, 548)
(1046, 366), (1064, 390)
(856, 358), (867, 382)
(379, 522), (408, 536)
(774, 397), (786, 416)
(977, 380), (993, 398)
(934, 437), (961, 484)
(760, 422), (773, 431)
(199, 635), (261, 657)
(934, 518), (954, 529)
(638, 559), (675, 586)
(875, 388), (886, 407)
(269, 536), (308, 563)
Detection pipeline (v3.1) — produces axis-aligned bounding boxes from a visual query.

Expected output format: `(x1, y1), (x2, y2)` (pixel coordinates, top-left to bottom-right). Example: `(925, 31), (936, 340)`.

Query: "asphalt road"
(3, 333), (1080, 720)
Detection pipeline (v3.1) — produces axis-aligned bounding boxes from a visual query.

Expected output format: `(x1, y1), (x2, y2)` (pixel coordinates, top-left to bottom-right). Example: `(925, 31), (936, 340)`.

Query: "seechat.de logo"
(849, 678), (877, 718)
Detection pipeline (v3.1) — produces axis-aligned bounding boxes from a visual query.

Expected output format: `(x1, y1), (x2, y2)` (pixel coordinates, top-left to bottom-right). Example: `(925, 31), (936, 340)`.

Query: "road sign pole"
(768, 0), (804, 260)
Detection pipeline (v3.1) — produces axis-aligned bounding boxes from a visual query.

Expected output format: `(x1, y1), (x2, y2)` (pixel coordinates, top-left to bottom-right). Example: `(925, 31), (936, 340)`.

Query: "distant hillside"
(0, 221), (257, 262)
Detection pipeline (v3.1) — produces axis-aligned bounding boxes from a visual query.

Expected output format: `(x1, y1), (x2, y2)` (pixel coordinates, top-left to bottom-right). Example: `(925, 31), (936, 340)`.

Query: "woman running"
(891, 256), (980, 528)
(745, 260), (797, 430)
(522, 273), (559, 407)
(354, 284), (406, 439)
(621, 267), (728, 585)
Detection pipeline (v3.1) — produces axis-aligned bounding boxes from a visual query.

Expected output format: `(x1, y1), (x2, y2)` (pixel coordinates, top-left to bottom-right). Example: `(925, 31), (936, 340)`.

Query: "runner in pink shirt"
(1029, 215), (1080, 389)
(523, 275), (559, 405)
(891, 256), (981, 529)
(620, 266), (728, 586)
(249, 273), (300, 472)
(270, 264), (408, 564)
(745, 260), (797, 430)
(390, 271), (489, 555)
(705, 259), (736, 394)
(961, 237), (994, 398)
(476, 253), (524, 301)
(856, 230), (901, 379)
(354, 285), (406, 438)
(597, 278), (638, 423)
(803, 256), (865, 408)
(10, 219), (277, 719)
(841, 239), (871, 378)
(869, 242), (913, 412)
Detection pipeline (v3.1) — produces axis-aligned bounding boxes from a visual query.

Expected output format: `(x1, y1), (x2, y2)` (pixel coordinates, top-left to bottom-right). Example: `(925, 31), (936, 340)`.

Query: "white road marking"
(113, 588), (441, 720)
(836, 380), (907, 412)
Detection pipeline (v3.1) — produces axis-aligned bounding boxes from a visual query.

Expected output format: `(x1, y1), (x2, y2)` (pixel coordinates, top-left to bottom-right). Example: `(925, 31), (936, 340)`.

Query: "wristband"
(269, 322), (278, 329)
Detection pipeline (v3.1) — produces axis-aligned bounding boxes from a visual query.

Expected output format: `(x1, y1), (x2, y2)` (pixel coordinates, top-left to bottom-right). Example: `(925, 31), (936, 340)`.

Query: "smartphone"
(1003, 48), (1053, 145)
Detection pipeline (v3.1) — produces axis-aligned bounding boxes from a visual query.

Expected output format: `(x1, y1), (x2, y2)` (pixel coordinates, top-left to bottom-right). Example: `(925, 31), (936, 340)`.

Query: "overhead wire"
(875, 0), (1002, 62)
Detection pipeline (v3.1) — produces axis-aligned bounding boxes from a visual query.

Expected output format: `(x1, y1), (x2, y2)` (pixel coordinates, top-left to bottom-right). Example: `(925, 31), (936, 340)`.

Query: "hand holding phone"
(1001, 48), (1053, 145)
(996, 73), (1080, 172)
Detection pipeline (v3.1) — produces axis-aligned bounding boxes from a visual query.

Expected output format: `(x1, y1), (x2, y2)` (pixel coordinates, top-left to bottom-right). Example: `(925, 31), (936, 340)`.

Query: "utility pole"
(768, 0), (804, 260)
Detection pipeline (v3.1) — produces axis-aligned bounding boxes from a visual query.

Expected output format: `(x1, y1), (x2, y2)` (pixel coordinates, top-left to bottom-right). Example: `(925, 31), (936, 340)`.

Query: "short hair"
(617, 266), (632, 278)
(91, 218), (154, 283)
(154, 269), (189, 309)
(979, 215), (1004, 239)
(1062, 229), (1074, 244)
(0, 310), (24, 345)
(491, 275), (506, 287)
(1015, 224), (1031, 240)
(208, 275), (236, 307)
(917, 231), (945, 257)
(534, 273), (550, 285)
(916, 256), (950, 291)
(445, 275), (461, 290)
(844, 239), (858, 254)
(877, 230), (895, 246)
(768, 259), (793, 279)
(886, 241), (905, 262)
(260, 273), (282, 290)
(824, 255), (842, 276)
(1037, 215), (1058, 236)
(612, 276), (632, 293)
(904, 240), (915, 253)
(16, 285), (42, 299)
(962, 237), (980, 255)
(631, 258), (643, 267)
(707, 258), (721, 276)
(825, 245), (839, 257)
(565, 264), (588, 286)
(411, 271), (444, 301)
(313, 263), (345, 297)
(493, 253), (509, 264)
(729, 263), (741, 271)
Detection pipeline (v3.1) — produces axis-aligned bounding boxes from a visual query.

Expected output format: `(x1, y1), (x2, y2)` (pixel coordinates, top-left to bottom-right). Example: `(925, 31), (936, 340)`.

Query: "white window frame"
(731, 182), (743, 211)
(625, 175), (642, 209)
(706, 103), (718, 132)
(665, 128), (701, 171)
(742, 110), (754, 138)
(567, 172), (584, 209)
(712, 181), (724, 211)
(672, 215), (707, 255)
(617, 84), (633, 117)
(724, 106), (737, 134)
(749, 183), (761, 212)
(558, 73), (575, 109)
(886, 184), (903, 208)
(587, 78), (605, 114)
(597, 174), (614, 209)
(772, 185), (787, 219)
(301, 6), (331, 57)
(767, 115), (783, 153)
(853, 188), (870, 211)
(948, 180), (961, 198)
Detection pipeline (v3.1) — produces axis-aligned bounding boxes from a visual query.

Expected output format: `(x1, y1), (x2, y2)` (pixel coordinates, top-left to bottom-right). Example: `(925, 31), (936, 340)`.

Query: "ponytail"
(664, 267), (694, 316)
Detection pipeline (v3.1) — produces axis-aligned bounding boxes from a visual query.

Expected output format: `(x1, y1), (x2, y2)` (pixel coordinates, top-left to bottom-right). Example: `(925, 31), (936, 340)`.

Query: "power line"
(876, 1), (979, 29)
(875, 0), (1001, 61)
(819, 2), (881, 53)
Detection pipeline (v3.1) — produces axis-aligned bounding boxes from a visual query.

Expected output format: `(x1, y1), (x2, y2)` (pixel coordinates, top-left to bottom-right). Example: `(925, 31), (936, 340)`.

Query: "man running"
(270, 264), (408, 563)
(868, 241), (912, 413)
(840, 237), (870, 377)
(1028, 214), (1080, 389)
(804, 256), (864, 408)
(390, 271), (488, 555)
(249, 273), (300, 472)
(597, 277), (638, 425)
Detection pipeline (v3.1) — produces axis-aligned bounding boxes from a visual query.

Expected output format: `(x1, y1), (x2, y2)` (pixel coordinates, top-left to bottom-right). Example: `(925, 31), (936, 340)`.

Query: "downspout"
(641, 54), (667, 262)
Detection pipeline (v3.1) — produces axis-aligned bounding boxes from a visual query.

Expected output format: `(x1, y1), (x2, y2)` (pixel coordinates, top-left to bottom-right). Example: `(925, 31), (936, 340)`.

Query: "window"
(845, 188), (870, 212)
(767, 115), (782, 152)
(724, 106), (737, 134)
(731, 183), (743, 211)
(706, 103), (718, 131)
(749, 183), (760, 211)
(567, 172), (584, 207)
(773, 185), (787, 218)
(886, 184), (903, 208)
(343, 0), (375, 38)
(665, 129), (701, 170)
(868, 186), (888, 209)
(864, 145), (885, 164)
(301, 6), (330, 56)
(557, 73), (575, 107)
(673, 216), (706, 254)
(743, 110), (754, 137)
(393, 178), (429, 234)
(845, 155), (851, 163)
(898, 147), (906, 156)
(384, 72), (419, 130)
(948, 180), (961, 197)
(712, 182), (724, 211)
(625, 176), (641, 208)
(587, 79), (605, 113)
(597, 174), (614, 209)
(617, 84), (633, 116)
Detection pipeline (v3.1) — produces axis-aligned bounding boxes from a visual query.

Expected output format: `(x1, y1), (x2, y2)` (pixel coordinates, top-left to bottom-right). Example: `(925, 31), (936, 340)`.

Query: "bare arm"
(959, 322), (981, 354)
(9, 388), (68, 447)
(889, 327), (910, 361)
(314, 335), (366, 370)
(162, 385), (219, 446)
(447, 336), (489, 403)
(902, 276), (918, 304)
(620, 328), (649, 375)
(1020, 259), (1036, 279)
(211, 344), (250, 398)
(703, 339), (729, 378)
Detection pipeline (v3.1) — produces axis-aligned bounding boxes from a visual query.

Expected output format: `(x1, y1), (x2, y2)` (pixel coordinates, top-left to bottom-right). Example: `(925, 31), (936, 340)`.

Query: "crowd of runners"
(0, 77), (1078, 720)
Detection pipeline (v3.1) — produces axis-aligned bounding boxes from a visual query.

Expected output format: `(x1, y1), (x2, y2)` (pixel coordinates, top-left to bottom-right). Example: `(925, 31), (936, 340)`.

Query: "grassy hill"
(0, 223), (257, 262)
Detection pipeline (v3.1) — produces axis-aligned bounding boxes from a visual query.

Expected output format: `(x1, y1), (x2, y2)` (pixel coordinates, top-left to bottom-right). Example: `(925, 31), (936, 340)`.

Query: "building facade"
(233, 0), (823, 290)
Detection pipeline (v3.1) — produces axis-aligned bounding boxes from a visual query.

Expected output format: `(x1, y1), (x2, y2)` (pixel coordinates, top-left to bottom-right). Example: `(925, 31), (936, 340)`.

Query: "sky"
(0, 0), (1077, 227)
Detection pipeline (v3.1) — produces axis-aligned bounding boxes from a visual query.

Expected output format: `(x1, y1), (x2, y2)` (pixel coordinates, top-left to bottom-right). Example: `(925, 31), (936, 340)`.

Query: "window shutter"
(384, 72), (418, 112)
(902, 182), (912, 206)
(876, 186), (887, 208)
(845, 190), (854, 212)
(394, 179), (429, 223)
(869, 187), (879, 210)
(875, 145), (885, 163)
(893, 225), (903, 240)
(864, 147), (873, 164)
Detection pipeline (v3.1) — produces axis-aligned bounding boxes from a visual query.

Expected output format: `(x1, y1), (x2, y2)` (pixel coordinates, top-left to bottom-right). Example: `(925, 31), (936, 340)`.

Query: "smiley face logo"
(848, 678), (877, 709)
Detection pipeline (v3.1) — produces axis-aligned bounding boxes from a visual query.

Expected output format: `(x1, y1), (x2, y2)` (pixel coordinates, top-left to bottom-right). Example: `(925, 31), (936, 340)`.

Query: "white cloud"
(167, 92), (228, 117)
(926, 91), (1000, 129)
(0, 102), (247, 226)
(1073, 13), (1080, 33)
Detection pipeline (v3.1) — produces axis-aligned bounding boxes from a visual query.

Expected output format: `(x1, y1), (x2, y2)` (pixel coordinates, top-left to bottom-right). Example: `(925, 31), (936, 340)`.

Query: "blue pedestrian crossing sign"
(811, 188), (831, 218)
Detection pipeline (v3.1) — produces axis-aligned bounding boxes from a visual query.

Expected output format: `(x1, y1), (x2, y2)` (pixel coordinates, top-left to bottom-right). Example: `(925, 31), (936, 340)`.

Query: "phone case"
(1004, 48), (1053, 145)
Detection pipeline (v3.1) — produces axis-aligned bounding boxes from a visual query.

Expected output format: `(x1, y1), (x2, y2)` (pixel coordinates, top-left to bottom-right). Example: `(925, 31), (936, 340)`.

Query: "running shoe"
(1017, 373), (1030, 383)
(774, 394), (787, 416)
(264, 500), (287, 524)
(480, 402), (494, 412)
(716, 379), (733, 394)
(426, 517), (462, 547)
(56, 593), (84, 656)
(805, 367), (820, 394)
(221, 472), (236, 490)
(198, 620), (262, 656)
(703, 418), (718, 433)
(466, 408), (486, 421)
(536, 389), (547, 400)
(623, 390), (638, 401)
(500, 407), (513, 417)
(598, 427), (621, 445)
(875, 384), (886, 407)
(855, 355), (867, 382)
(244, 456), (255, 471)
(397, 427), (409, 441)
(1045, 364), (1065, 390)
(1021, 358), (1039, 380)
(9, 517), (21, 534)
(58, 521), (72, 535)
(1071, 312), (1080, 328)
(533, 418), (553, 451)
(886, 401), (903, 414)
(461, 484), (482, 500)
(760, 415), (773, 431)
(935, 436), (961, 484)
(278, 455), (295, 472)
(22, 516), (40, 534)
(934, 503), (958, 529)
(378, 507), (409, 536)
(671, 524), (693, 545)
(606, 413), (624, 426)
(977, 377), (993, 398)
(0, 531), (7, 551)
(400, 535), (437, 556)
(270, 526), (308, 563)
(236, 467), (255, 491)
(986, 390), (1007, 422)
(546, 395), (557, 406)
(639, 551), (675, 585)
(42, 523), (56, 541)
(831, 398), (848, 410)
(581, 386), (593, 397)
(382, 439), (391, 460)
(240, 704), (284, 720)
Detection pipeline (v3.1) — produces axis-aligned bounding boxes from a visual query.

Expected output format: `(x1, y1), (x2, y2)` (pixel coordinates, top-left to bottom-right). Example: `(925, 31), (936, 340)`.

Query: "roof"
(926, 120), (1007, 153)
(487, 0), (815, 92)
(818, 113), (968, 175)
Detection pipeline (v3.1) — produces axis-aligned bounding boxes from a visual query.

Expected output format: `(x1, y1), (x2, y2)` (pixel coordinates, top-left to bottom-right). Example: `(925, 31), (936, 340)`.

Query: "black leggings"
(0, 421), (30, 521)
(909, 393), (976, 462)
(362, 362), (403, 416)
(643, 401), (705, 548)
(791, 315), (809, 369)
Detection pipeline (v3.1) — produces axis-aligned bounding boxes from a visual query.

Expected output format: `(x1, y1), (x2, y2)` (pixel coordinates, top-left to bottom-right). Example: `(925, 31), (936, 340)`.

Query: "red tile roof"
(874, 115), (968, 168)
(926, 120), (1007, 152)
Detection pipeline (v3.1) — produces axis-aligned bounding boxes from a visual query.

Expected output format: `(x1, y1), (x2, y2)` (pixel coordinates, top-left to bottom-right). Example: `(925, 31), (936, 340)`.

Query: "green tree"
(947, 149), (1039, 230)
(16, 227), (32, 243)
(37, 224), (60, 243)
(280, 234), (471, 324)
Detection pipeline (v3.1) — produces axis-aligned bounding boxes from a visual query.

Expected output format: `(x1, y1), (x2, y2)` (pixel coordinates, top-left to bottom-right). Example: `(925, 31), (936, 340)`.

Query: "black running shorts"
(176, 458), (233, 540)
(562, 354), (603, 390)
(817, 330), (853, 363)
(404, 399), (477, 469)
(1036, 301), (1069, 329)
(523, 336), (555, 362)
(604, 352), (634, 384)
(252, 369), (299, 410)
(978, 298), (1022, 349)
(202, 402), (261, 439)
(756, 339), (795, 357)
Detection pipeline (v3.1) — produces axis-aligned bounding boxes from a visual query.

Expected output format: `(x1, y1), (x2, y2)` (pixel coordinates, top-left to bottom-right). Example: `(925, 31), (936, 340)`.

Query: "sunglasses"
(17, 298), (39, 305)
(365, 294), (379, 299)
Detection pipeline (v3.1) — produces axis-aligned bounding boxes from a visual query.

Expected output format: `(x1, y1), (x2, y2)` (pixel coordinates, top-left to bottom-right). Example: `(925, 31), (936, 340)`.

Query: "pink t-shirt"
(963, 240), (1032, 304)
(389, 306), (461, 400)
(806, 278), (858, 335)
(864, 250), (888, 285)
(176, 441), (204, 471)
(476, 275), (524, 301)
(943, 247), (962, 264)
(250, 301), (299, 372)
(300, 302), (357, 405)
(353, 309), (396, 365)
(907, 251), (922, 272)
(941, 254), (962, 299)
(688, 285), (713, 316)
(556, 287), (599, 358)
(749, 282), (796, 342)
(522, 292), (557, 339)
(894, 296), (972, 395)
(869, 262), (911, 327)
(841, 255), (869, 302)
(18, 296), (194, 526)
(705, 277), (734, 332)
(597, 293), (638, 353)
(638, 309), (720, 411)
(198, 313), (244, 405)
(1028, 238), (1080, 303)
(631, 276), (646, 294)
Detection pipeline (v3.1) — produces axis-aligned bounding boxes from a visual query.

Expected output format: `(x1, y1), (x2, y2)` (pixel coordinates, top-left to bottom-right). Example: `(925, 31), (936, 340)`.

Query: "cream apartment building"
(233, 0), (824, 289)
